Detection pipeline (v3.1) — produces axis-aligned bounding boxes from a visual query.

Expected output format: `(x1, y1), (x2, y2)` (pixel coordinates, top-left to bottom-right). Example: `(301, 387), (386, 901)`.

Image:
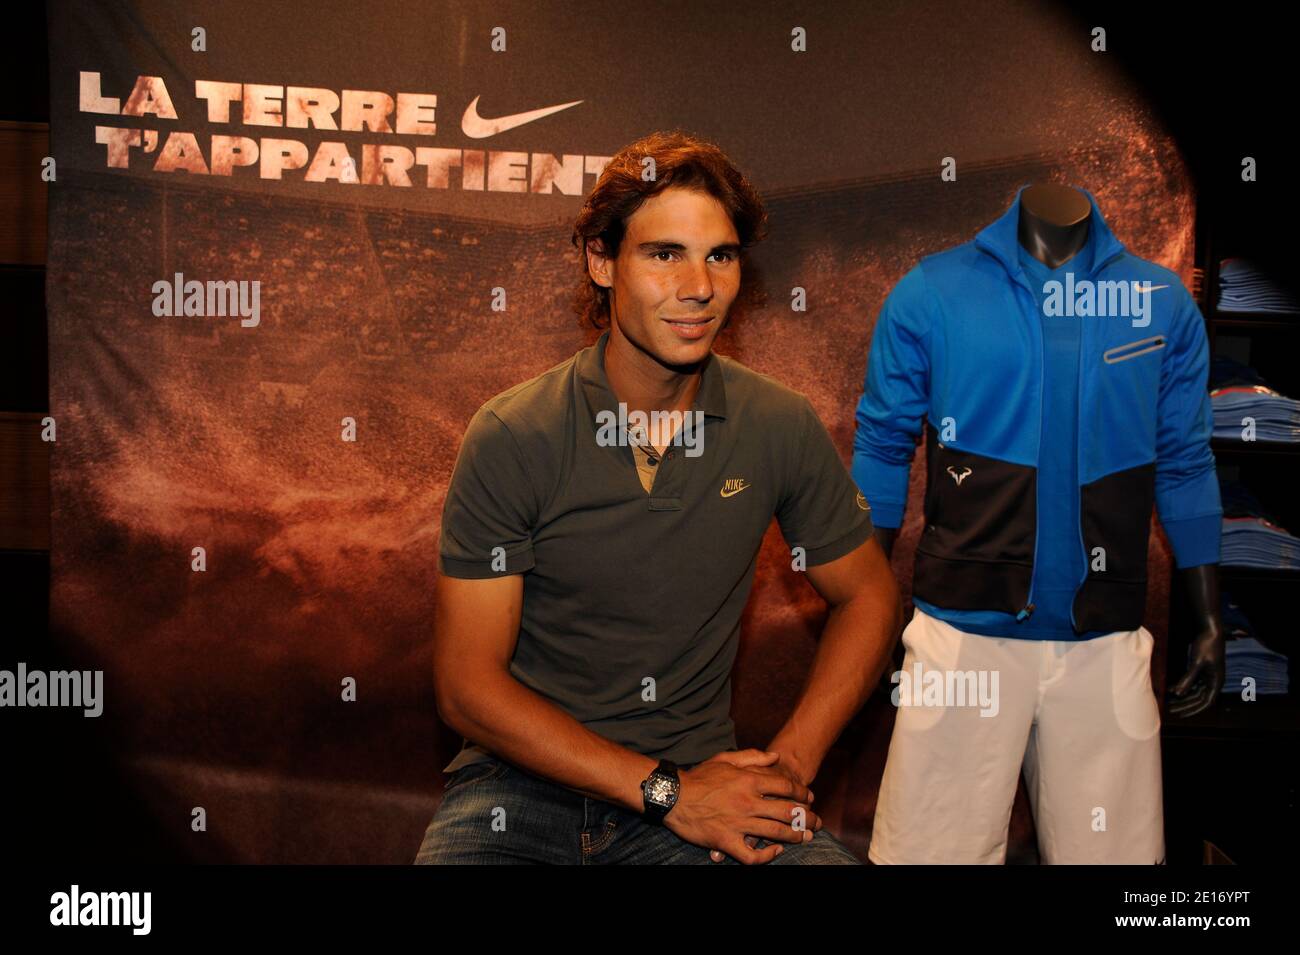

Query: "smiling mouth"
(663, 317), (714, 325)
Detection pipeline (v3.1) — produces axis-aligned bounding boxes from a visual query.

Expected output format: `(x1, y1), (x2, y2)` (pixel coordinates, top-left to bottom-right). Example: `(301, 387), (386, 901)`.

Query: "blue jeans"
(413, 755), (861, 865)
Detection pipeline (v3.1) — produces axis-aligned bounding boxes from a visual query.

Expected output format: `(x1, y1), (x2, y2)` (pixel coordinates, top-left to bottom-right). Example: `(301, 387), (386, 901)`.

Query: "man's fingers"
(706, 748), (780, 768)
(752, 798), (822, 831)
(710, 822), (812, 862)
(746, 819), (814, 845)
(748, 767), (812, 803)
(710, 833), (760, 862)
(729, 837), (783, 865)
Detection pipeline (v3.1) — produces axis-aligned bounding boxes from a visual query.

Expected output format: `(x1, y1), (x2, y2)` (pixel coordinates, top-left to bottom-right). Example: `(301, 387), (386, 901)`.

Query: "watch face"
(645, 773), (679, 807)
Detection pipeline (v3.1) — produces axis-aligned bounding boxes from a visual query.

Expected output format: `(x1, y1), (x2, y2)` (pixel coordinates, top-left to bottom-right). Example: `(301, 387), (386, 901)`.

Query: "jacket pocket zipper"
(1103, 335), (1166, 364)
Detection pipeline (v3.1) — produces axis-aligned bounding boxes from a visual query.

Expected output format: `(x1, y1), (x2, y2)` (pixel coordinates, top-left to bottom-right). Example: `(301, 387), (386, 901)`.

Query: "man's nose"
(678, 259), (714, 301)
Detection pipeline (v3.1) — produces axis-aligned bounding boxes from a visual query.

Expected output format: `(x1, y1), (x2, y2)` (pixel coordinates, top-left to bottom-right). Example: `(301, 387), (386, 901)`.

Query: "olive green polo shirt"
(438, 329), (874, 773)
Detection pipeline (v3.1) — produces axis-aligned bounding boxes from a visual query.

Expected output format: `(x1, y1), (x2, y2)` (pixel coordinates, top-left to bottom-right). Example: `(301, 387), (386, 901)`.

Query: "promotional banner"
(45, 0), (1192, 861)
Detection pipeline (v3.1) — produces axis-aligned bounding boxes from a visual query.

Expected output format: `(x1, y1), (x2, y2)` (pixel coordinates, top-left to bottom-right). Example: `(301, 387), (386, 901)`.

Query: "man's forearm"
(767, 582), (901, 783)
(442, 671), (657, 813)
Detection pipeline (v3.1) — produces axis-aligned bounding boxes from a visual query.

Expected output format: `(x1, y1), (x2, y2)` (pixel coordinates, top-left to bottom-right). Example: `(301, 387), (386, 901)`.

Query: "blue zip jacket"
(852, 185), (1221, 635)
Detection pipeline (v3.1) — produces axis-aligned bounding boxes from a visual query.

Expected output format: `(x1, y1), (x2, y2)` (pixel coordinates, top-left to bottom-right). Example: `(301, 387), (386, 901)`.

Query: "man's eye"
(709, 252), (734, 263)
(654, 250), (676, 261)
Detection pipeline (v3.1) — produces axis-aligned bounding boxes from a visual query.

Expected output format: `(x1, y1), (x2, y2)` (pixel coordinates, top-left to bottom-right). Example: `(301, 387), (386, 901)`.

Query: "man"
(414, 131), (900, 865)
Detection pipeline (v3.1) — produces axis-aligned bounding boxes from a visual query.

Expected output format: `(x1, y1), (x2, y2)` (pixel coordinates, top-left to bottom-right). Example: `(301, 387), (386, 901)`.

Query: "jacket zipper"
(1070, 288), (1088, 631)
(1069, 251), (1126, 631)
(977, 220), (1128, 629)
(1017, 275), (1042, 622)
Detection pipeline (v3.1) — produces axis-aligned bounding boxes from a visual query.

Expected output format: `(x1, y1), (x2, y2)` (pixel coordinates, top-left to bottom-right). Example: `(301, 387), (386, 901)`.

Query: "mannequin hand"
(1167, 626), (1225, 718)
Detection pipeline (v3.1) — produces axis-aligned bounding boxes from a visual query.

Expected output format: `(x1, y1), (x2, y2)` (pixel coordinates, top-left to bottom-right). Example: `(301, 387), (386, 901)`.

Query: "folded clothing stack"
(1210, 356), (1300, 443)
(1219, 480), (1300, 569)
(1218, 258), (1300, 314)
(1219, 594), (1289, 696)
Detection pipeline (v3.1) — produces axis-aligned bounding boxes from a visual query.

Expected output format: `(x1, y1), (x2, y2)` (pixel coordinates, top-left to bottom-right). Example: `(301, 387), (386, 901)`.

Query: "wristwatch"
(639, 759), (680, 825)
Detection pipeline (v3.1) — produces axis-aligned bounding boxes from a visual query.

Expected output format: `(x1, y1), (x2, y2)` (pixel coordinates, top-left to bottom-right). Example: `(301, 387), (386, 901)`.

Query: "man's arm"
(765, 535), (902, 785)
(433, 570), (818, 863)
(433, 570), (657, 813)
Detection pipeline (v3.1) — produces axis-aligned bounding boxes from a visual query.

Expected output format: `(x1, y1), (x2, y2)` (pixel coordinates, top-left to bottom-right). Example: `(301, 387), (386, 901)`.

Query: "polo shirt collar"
(578, 328), (728, 421)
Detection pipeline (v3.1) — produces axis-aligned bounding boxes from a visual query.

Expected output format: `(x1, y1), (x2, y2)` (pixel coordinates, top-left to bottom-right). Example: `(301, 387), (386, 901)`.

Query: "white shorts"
(868, 608), (1164, 864)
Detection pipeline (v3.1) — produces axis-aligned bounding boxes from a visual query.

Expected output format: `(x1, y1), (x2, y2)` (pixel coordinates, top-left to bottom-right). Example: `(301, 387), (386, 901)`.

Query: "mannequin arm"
(1167, 563), (1226, 717)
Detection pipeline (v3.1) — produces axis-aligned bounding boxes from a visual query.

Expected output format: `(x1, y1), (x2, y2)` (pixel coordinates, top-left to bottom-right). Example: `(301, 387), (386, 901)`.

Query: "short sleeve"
(777, 396), (876, 566)
(438, 406), (539, 578)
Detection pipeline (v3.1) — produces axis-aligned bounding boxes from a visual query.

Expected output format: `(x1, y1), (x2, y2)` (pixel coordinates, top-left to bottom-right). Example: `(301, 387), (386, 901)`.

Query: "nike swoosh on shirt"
(1132, 284), (1169, 294)
(460, 96), (583, 139)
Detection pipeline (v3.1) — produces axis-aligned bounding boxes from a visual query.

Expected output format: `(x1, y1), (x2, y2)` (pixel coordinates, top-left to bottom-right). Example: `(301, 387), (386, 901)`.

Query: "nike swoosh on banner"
(461, 95), (584, 139)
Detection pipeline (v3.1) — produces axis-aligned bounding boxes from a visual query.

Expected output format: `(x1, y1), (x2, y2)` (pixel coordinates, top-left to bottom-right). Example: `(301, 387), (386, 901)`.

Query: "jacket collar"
(974, 183), (1127, 282)
(578, 328), (728, 421)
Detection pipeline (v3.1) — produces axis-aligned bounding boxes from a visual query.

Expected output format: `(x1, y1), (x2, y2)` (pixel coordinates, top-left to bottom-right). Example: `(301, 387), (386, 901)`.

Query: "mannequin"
(874, 183), (1225, 716)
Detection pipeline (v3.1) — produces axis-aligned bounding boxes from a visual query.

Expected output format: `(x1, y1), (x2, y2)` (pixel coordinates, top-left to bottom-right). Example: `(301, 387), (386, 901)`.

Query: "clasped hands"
(664, 748), (820, 865)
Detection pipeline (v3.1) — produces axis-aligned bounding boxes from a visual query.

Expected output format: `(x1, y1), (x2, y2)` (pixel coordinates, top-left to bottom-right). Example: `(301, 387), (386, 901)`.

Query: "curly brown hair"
(571, 130), (768, 329)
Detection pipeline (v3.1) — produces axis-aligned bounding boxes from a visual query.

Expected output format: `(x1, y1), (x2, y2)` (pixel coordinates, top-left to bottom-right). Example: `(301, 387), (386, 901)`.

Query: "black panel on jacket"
(913, 421), (1037, 614)
(1073, 462), (1155, 632)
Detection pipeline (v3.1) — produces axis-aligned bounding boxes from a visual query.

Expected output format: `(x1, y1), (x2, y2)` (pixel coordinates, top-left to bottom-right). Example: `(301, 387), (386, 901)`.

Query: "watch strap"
(641, 758), (679, 825)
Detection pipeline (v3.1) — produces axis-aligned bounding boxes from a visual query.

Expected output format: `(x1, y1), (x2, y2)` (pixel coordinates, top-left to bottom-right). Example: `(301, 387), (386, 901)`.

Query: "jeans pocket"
(442, 757), (510, 794)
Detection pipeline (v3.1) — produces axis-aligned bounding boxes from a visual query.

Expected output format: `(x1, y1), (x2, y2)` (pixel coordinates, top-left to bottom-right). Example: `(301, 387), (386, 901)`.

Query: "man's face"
(588, 185), (741, 368)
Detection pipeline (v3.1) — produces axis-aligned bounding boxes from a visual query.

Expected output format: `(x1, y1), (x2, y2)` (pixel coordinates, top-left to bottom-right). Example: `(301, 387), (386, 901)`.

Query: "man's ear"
(586, 238), (614, 289)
